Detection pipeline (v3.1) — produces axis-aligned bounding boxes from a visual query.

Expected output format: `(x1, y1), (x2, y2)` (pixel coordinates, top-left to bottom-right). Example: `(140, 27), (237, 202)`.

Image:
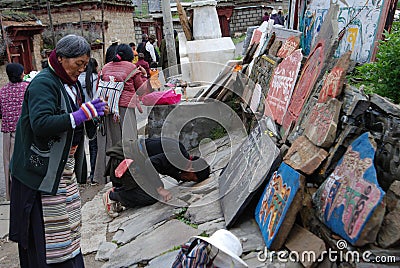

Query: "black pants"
(109, 186), (157, 208)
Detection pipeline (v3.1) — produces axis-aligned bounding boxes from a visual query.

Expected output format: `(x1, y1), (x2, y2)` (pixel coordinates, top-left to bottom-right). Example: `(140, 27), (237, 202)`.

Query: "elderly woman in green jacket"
(9, 34), (106, 267)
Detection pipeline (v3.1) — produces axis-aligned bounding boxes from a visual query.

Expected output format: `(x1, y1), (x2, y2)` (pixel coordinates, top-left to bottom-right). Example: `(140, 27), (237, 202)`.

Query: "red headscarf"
(48, 50), (76, 85)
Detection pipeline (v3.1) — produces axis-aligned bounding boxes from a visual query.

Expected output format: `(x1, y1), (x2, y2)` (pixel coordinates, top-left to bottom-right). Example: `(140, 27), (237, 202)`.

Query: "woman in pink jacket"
(94, 44), (148, 183)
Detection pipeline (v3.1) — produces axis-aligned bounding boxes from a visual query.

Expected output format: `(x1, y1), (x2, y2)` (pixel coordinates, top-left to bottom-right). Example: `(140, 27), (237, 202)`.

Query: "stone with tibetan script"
(277, 36), (300, 59)
(268, 39), (282, 57)
(264, 49), (302, 125)
(318, 51), (352, 103)
(282, 4), (339, 134)
(284, 136), (328, 175)
(250, 28), (263, 45)
(282, 41), (325, 132)
(313, 132), (386, 246)
(220, 118), (280, 228)
(303, 98), (342, 148)
(255, 162), (305, 250)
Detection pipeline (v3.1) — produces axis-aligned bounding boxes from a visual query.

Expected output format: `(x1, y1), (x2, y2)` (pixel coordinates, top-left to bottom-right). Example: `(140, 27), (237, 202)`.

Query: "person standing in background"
(129, 42), (139, 64)
(262, 12), (269, 22)
(136, 33), (148, 55)
(105, 37), (120, 64)
(144, 34), (158, 65)
(0, 63), (28, 200)
(94, 44), (149, 184)
(78, 58), (100, 185)
(136, 52), (151, 78)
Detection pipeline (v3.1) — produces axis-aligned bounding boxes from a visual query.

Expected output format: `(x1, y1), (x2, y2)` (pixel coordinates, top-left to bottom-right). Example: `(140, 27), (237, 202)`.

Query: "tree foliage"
(351, 22), (400, 104)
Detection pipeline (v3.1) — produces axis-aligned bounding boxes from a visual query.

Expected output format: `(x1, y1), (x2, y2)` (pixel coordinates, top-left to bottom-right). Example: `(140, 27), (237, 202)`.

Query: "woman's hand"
(157, 186), (172, 202)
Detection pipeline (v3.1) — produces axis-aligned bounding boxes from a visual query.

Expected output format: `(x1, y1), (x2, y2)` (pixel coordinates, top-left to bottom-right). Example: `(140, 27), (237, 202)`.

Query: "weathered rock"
(255, 162), (305, 250)
(303, 98), (342, 148)
(385, 180), (400, 212)
(313, 133), (386, 246)
(264, 49), (303, 125)
(284, 135), (329, 175)
(95, 242), (118, 262)
(283, 3), (339, 135)
(81, 187), (113, 254)
(277, 36), (300, 59)
(230, 217), (265, 253)
(269, 39), (283, 57)
(317, 51), (352, 103)
(219, 118), (281, 227)
(146, 249), (180, 268)
(185, 189), (223, 224)
(104, 220), (201, 268)
(198, 218), (226, 234)
(285, 224), (326, 268)
(112, 202), (175, 245)
(367, 94), (400, 191)
(377, 209), (400, 248)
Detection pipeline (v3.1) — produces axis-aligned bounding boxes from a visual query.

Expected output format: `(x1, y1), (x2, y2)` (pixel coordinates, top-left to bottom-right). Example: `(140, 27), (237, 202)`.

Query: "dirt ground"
(0, 183), (105, 267)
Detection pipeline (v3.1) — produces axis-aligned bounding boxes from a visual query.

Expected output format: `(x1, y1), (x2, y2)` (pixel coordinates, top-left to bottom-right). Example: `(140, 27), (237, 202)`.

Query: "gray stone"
(0, 203), (9, 239)
(104, 220), (201, 268)
(95, 242), (118, 261)
(377, 209), (400, 248)
(220, 118), (280, 227)
(112, 202), (175, 245)
(81, 188), (113, 254)
(285, 224), (326, 268)
(230, 218), (265, 253)
(185, 189), (223, 224)
(385, 180), (400, 213)
(198, 218), (226, 233)
(146, 249), (180, 268)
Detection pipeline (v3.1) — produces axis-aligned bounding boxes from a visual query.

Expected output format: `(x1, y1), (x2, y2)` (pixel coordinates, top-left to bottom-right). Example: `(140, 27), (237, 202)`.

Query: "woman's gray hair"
(56, 34), (91, 58)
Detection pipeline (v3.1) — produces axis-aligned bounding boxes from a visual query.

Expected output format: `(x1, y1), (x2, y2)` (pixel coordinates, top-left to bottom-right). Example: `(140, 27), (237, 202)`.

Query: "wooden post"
(78, 9), (84, 37)
(161, 0), (178, 77)
(101, 0), (106, 64)
(0, 10), (11, 63)
(47, 1), (56, 48)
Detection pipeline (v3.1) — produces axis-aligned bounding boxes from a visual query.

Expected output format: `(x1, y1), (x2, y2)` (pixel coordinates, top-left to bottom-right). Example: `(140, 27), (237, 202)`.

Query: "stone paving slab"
(81, 186), (112, 255)
(0, 202), (9, 239)
(145, 249), (180, 268)
(103, 219), (201, 268)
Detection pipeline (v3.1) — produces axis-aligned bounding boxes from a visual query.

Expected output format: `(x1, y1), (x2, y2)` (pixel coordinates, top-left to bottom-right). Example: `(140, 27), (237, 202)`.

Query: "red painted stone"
(304, 98), (342, 148)
(277, 36), (300, 59)
(282, 41), (325, 131)
(251, 29), (263, 45)
(264, 49), (303, 125)
(318, 51), (352, 103)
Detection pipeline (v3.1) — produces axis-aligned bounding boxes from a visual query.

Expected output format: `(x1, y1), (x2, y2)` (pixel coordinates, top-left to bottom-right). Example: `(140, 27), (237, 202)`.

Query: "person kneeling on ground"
(102, 137), (211, 217)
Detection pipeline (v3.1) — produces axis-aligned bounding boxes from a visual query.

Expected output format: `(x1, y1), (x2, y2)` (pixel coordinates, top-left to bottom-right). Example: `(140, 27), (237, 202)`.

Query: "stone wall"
(230, 6), (264, 34)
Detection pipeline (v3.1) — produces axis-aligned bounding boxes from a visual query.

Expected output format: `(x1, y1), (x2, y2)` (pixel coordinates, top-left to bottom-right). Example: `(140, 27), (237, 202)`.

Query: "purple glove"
(72, 98), (106, 126)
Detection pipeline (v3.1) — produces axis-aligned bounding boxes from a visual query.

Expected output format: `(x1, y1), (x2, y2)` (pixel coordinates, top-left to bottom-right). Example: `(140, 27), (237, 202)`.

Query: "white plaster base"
(185, 37), (235, 83)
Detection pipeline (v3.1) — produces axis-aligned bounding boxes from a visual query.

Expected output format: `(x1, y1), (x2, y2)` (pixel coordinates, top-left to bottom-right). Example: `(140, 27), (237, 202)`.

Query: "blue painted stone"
(255, 162), (304, 249)
(313, 132), (385, 245)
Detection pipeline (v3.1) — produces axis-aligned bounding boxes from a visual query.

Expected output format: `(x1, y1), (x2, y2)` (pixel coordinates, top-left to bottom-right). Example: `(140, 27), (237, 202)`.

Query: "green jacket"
(10, 68), (94, 195)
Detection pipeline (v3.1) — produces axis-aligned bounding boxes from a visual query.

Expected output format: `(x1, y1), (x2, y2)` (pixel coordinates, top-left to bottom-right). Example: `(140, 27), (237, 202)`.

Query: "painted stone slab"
(284, 135), (328, 175)
(249, 83), (262, 113)
(268, 39), (283, 57)
(264, 49), (302, 125)
(300, 0), (387, 62)
(277, 36), (300, 59)
(304, 98), (342, 148)
(220, 118), (280, 228)
(318, 51), (352, 103)
(251, 28), (263, 45)
(255, 162), (305, 250)
(282, 41), (325, 131)
(313, 132), (386, 246)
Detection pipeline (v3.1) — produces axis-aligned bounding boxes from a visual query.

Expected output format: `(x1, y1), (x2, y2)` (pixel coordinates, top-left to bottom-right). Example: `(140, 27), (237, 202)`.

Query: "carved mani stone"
(255, 162), (305, 250)
(313, 132), (386, 246)
(284, 135), (328, 175)
(303, 98), (342, 148)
